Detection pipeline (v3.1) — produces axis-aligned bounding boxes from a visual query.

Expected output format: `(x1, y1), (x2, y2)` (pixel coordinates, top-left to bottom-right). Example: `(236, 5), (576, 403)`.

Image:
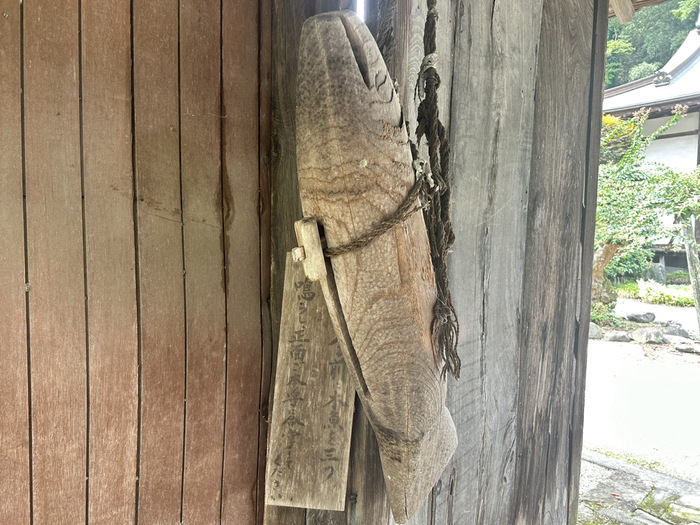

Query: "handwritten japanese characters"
(265, 253), (354, 511)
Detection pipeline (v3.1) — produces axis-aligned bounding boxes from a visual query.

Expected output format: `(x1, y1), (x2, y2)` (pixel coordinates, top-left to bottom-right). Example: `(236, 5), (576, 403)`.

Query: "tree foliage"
(596, 110), (681, 251)
(591, 109), (684, 302)
(651, 164), (700, 324)
(605, 0), (698, 88)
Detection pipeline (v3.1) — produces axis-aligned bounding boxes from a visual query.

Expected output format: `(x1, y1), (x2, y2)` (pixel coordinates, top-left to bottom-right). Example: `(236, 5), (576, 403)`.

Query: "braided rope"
(323, 173), (430, 258)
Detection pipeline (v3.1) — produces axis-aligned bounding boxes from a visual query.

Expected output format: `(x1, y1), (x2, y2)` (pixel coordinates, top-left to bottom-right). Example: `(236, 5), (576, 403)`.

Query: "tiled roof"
(603, 27), (700, 114)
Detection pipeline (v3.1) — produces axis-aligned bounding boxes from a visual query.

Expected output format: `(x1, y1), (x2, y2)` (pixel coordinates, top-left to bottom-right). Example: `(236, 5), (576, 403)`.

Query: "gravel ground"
(615, 297), (699, 332)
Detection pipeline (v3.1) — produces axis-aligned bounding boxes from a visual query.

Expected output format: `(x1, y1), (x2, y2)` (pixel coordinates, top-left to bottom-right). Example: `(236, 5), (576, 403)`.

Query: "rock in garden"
(664, 333), (693, 344)
(664, 321), (690, 339)
(589, 322), (603, 339)
(604, 331), (631, 342)
(676, 344), (700, 355)
(631, 327), (667, 344)
(625, 312), (655, 323)
(643, 263), (666, 284)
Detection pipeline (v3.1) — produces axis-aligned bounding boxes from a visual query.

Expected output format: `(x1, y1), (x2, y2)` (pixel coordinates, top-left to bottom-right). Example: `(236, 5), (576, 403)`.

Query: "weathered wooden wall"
(0, 0), (270, 523)
(1, 0), (608, 522)
(267, 0), (608, 524)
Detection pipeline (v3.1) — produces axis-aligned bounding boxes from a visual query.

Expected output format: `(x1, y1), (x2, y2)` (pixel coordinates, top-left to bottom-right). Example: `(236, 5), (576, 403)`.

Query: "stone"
(676, 344), (700, 355)
(643, 263), (667, 284)
(631, 327), (667, 344)
(664, 321), (690, 339)
(589, 322), (603, 339)
(625, 311), (656, 323)
(664, 334), (694, 346)
(605, 331), (631, 342)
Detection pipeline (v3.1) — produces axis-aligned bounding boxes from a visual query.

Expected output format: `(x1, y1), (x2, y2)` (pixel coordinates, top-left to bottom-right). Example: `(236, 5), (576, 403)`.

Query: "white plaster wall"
(644, 112), (699, 136)
(642, 113), (699, 172)
(645, 135), (699, 172)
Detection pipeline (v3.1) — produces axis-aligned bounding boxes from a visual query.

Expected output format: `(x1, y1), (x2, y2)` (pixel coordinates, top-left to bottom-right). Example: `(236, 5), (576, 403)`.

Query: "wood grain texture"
(179, 1), (227, 522)
(607, 0), (664, 16)
(610, 0), (635, 22)
(268, 4), (400, 525)
(268, 3), (325, 524)
(133, 0), (186, 521)
(0, 2), (31, 522)
(24, 2), (87, 523)
(259, 0), (275, 521)
(369, 5), (456, 523)
(270, 0), (313, 350)
(441, 2), (544, 523)
(569, 2), (609, 522)
(220, 0), (264, 522)
(266, 253), (354, 511)
(81, 1), (139, 523)
(512, 0), (597, 522)
(296, 12), (457, 522)
(344, 401), (392, 525)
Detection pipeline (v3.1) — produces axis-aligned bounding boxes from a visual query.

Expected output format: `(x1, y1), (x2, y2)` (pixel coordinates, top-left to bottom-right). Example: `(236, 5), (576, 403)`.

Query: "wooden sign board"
(265, 252), (355, 511)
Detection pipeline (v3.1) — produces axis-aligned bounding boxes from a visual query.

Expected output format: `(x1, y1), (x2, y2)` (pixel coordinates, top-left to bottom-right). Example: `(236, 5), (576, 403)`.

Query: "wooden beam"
(513, 0), (604, 520)
(608, 0), (668, 18)
(610, 0), (636, 22)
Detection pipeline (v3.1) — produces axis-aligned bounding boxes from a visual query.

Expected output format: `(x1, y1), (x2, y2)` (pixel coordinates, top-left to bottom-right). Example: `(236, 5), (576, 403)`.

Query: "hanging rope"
(414, 0), (460, 379)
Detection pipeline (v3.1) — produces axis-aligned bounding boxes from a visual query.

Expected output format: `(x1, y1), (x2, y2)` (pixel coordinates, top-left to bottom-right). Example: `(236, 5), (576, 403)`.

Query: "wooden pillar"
(435, 0), (608, 523)
(268, 0), (608, 523)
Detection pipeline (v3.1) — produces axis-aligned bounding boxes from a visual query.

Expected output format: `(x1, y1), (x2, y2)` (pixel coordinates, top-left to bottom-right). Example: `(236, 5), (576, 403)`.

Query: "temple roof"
(603, 20), (700, 115)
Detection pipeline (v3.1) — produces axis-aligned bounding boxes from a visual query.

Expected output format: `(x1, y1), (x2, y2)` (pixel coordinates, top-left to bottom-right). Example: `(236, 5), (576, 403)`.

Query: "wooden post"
(432, 0), (609, 523)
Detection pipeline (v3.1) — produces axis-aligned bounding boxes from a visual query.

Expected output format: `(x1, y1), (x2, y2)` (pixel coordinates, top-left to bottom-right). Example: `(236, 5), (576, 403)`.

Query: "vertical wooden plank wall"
(0, 1), (269, 524)
(132, 0), (186, 521)
(24, 2), (88, 523)
(0, 1), (31, 522)
(81, 1), (139, 524)
(179, 0), (226, 523)
(220, 0), (265, 522)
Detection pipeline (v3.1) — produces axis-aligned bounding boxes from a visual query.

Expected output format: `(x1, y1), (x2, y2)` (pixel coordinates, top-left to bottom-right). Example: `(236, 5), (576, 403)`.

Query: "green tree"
(606, 0), (698, 88)
(592, 109), (682, 302)
(628, 61), (662, 82)
(653, 165), (700, 327)
(672, 0), (700, 21)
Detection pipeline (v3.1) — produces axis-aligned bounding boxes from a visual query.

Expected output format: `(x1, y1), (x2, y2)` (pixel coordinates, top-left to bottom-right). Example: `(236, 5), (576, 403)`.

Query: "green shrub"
(614, 280), (639, 298)
(637, 279), (694, 306)
(605, 246), (653, 281)
(590, 301), (621, 327)
(666, 270), (690, 285)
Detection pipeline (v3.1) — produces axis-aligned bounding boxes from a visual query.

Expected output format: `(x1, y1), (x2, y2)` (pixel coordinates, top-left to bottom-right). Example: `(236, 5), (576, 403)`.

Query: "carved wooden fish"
(295, 10), (457, 523)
